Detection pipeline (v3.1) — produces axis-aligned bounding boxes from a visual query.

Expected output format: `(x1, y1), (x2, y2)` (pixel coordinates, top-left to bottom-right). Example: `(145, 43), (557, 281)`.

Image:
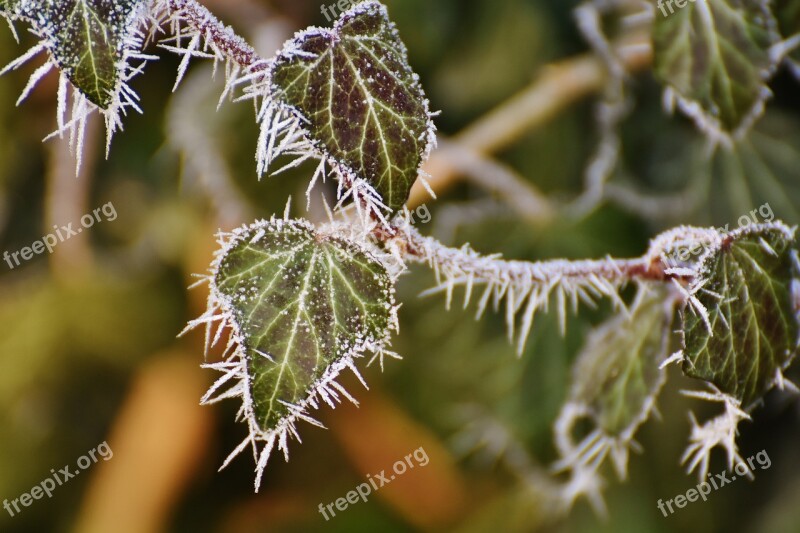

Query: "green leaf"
(682, 224), (800, 406)
(212, 219), (395, 432)
(652, 0), (779, 134)
(270, 1), (432, 212)
(6, 0), (143, 108)
(569, 288), (673, 436)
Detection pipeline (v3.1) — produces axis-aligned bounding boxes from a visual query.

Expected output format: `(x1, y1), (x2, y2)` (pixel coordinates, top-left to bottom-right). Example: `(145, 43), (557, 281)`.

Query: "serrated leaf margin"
(552, 285), (675, 483)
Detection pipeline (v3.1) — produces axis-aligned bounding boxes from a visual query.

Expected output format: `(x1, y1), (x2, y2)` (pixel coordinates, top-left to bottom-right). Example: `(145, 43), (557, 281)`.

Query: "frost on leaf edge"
(679, 221), (800, 403)
(187, 216), (400, 492)
(249, 0), (437, 223)
(0, 0), (158, 167)
(675, 221), (800, 479)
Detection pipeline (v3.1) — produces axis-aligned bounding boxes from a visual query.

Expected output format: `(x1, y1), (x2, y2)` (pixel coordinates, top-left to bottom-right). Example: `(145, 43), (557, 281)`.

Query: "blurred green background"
(1, 0), (799, 532)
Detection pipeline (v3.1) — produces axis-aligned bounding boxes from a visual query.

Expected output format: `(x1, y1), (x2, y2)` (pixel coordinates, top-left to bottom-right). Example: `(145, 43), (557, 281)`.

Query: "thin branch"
(381, 224), (674, 354)
(408, 30), (652, 208)
(164, 0), (267, 73)
(403, 227), (667, 285)
(434, 139), (556, 224)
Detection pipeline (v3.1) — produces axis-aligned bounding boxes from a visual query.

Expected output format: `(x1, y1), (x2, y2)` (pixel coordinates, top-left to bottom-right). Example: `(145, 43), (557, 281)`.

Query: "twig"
(389, 224), (675, 354)
(165, 0), (267, 73)
(433, 140), (555, 223)
(408, 30), (652, 208)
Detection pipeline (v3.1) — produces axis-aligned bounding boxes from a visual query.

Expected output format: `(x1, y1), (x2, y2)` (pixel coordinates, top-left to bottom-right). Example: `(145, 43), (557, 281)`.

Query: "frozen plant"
(2, 0), (799, 515)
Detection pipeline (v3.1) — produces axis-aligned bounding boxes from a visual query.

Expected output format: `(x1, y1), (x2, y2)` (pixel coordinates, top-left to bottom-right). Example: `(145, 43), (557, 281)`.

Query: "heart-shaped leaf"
(653, 0), (780, 135)
(269, 1), (433, 212)
(210, 218), (396, 434)
(682, 223), (799, 406)
(3, 0), (144, 108)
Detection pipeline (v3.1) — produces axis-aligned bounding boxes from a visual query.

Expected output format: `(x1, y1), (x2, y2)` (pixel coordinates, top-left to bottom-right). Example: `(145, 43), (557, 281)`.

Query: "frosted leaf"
(1, 0), (156, 169)
(681, 223), (800, 407)
(262, 1), (435, 213)
(552, 287), (673, 489)
(653, 0), (780, 139)
(568, 288), (672, 438)
(188, 217), (398, 491)
(2, 0), (148, 108)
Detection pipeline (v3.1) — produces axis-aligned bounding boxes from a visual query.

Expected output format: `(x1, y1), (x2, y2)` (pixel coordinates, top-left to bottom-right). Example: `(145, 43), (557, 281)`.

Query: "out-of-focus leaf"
(569, 288), (672, 436)
(213, 218), (395, 432)
(710, 115), (800, 222)
(652, 0), (779, 134)
(270, 1), (432, 212)
(0, 273), (182, 496)
(682, 224), (799, 406)
(612, 107), (800, 225)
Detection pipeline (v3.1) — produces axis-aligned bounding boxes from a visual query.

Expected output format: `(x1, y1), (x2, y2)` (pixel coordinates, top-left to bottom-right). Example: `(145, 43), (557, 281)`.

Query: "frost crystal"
(403, 225), (656, 354)
(185, 216), (399, 491)
(247, 0), (436, 223)
(1, 0), (157, 169)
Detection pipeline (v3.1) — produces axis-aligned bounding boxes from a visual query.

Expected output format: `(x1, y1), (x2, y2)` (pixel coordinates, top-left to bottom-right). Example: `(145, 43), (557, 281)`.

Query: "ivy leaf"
(682, 224), (800, 406)
(4, 0), (144, 108)
(652, 0), (780, 135)
(211, 218), (395, 434)
(569, 289), (673, 436)
(269, 1), (433, 212)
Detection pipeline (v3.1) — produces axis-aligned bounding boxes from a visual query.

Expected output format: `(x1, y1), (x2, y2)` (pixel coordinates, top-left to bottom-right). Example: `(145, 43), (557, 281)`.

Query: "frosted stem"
(165, 0), (267, 71)
(383, 225), (677, 354)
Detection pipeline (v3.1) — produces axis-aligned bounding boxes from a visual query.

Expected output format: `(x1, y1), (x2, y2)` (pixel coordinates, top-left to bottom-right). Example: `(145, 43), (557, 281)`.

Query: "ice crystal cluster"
(188, 217), (399, 490)
(2, 0), (800, 513)
(0, 0), (156, 166)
